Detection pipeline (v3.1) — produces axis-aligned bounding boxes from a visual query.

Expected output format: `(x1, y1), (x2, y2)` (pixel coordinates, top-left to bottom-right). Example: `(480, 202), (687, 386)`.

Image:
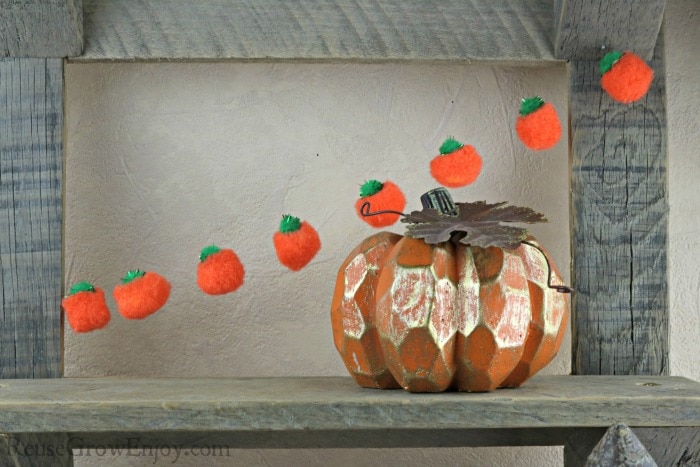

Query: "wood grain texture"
(0, 0), (82, 57)
(554, 0), (665, 60)
(634, 427), (700, 467)
(570, 30), (668, 376)
(585, 424), (656, 466)
(0, 433), (72, 466)
(0, 59), (63, 379)
(0, 376), (698, 434)
(75, 0), (558, 62)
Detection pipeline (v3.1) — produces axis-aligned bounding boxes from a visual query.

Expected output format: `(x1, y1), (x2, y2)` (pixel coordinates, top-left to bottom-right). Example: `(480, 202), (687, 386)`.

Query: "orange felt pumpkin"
(62, 282), (111, 333)
(515, 97), (562, 151)
(331, 193), (569, 393)
(113, 270), (171, 320)
(600, 51), (653, 104)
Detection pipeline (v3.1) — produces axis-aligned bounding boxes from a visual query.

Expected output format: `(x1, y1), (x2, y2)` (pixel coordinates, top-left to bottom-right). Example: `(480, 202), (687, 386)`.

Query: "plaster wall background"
(62, 1), (698, 465)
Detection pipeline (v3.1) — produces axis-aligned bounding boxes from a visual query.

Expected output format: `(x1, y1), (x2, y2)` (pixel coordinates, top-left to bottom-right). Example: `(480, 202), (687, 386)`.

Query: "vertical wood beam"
(554, 0), (666, 60)
(585, 424), (656, 466)
(0, 58), (64, 379)
(569, 30), (668, 377)
(0, 0), (83, 57)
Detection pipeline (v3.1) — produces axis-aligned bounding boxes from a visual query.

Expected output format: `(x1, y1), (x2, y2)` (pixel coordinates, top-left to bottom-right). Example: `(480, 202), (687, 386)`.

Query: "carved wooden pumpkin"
(330, 229), (569, 393)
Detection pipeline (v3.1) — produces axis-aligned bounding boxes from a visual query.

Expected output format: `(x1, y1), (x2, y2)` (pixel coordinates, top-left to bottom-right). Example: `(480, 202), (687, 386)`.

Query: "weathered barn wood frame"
(1, 1), (697, 466)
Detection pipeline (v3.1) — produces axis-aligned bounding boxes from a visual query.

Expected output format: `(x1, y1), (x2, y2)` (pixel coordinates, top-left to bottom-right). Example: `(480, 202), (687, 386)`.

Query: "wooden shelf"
(73, 0), (558, 63)
(1, 0), (692, 464)
(0, 375), (698, 450)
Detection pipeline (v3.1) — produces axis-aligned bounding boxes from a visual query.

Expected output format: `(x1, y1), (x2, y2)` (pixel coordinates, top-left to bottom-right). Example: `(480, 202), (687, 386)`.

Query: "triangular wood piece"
(586, 423), (657, 466)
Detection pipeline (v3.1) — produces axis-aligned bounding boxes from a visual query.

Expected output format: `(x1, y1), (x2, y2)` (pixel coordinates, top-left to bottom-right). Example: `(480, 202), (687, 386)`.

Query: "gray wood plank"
(0, 433), (72, 467)
(0, 59), (63, 379)
(0, 0), (82, 58)
(75, 0), (558, 63)
(570, 30), (668, 376)
(64, 428), (606, 450)
(0, 376), (698, 433)
(554, 0), (665, 60)
(634, 427), (700, 467)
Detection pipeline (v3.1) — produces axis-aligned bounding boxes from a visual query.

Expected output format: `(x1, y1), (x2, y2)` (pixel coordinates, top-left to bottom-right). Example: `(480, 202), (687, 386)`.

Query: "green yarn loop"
(359, 180), (384, 198)
(200, 245), (221, 262)
(279, 215), (302, 233)
(121, 269), (146, 284)
(68, 281), (95, 295)
(519, 96), (545, 116)
(439, 137), (464, 155)
(600, 51), (623, 75)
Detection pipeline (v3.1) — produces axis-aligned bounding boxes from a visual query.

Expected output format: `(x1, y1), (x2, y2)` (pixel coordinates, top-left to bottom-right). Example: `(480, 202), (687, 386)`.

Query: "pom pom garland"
(430, 138), (483, 188)
(113, 270), (171, 319)
(355, 180), (406, 228)
(515, 97), (562, 150)
(62, 282), (111, 333)
(273, 215), (321, 271)
(197, 245), (245, 295)
(600, 51), (654, 103)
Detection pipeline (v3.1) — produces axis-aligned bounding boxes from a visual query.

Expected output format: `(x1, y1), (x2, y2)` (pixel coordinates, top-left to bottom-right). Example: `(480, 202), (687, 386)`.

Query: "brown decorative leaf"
(402, 201), (547, 249)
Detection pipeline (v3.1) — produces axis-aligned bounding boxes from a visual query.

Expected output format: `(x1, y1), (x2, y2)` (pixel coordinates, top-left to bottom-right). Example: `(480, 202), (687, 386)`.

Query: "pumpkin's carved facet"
(331, 232), (569, 392)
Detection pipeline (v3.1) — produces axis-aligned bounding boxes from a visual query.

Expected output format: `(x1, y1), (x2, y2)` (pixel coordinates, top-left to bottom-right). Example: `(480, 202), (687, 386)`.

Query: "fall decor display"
(355, 179), (406, 228)
(430, 138), (483, 188)
(62, 282), (111, 333)
(600, 51), (654, 104)
(273, 215), (321, 271)
(113, 269), (171, 319)
(331, 188), (570, 392)
(515, 97), (562, 151)
(197, 245), (245, 295)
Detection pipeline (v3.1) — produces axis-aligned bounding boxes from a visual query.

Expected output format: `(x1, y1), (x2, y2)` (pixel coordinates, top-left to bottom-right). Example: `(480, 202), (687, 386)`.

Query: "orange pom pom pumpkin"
(62, 282), (111, 333)
(355, 180), (406, 228)
(113, 270), (171, 319)
(600, 51), (653, 104)
(197, 246), (245, 295)
(332, 190), (569, 393)
(273, 215), (321, 271)
(430, 138), (483, 188)
(515, 97), (562, 151)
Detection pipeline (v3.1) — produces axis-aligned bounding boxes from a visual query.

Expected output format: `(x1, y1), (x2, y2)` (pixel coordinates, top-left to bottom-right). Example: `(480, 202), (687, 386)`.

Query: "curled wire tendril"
(520, 241), (573, 294)
(359, 201), (406, 218)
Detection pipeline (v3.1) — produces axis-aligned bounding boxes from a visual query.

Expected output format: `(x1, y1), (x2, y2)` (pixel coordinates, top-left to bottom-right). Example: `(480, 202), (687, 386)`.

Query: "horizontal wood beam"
(0, 0), (82, 57)
(554, 0), (665, 60)
(0, 376), (698, 433)
(75, 0), (559, 63)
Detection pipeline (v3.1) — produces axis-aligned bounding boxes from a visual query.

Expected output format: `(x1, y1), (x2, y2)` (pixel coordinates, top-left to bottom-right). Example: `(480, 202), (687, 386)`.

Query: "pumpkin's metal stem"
(520, 240), (573, 294)
(420, 188), (458, 215)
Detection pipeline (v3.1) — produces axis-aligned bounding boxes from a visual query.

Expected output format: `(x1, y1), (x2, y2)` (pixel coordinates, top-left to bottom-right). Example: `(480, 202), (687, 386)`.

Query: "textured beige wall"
(63, 2), (697, 465)
(666, 0), (700, 383)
